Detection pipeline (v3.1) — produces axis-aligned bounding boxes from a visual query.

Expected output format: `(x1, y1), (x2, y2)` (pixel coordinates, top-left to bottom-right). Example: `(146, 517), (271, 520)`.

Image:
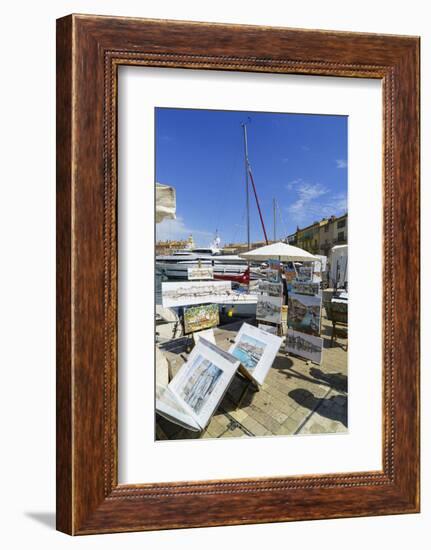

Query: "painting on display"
(287, 292), (322, 336)
(258, 281), (283, 297)
(228, 323), (283, 386)
(256, 294), (283, 324)
(291, 280), (320, 296)
(157, 338), (240, 431)
(286, 329), (323, 364)
(297, 266), (313, 281)
(162, 280), (232, 308)
(187, 266), (214, 280)
(267, 269), (280, 283)
(258, 323), (278, 335)
(183, 303), (220, 334)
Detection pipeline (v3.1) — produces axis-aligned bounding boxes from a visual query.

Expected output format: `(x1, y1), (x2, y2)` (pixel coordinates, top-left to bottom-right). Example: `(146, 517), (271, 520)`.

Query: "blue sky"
(155, 108), (347, 246)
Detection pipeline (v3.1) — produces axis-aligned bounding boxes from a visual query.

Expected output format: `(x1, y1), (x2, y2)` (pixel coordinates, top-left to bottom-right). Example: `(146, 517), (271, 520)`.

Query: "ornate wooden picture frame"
(56, 14), (420, 534)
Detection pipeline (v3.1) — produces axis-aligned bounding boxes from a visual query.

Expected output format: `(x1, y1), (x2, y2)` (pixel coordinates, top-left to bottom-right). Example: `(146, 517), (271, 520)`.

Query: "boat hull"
(156, 261), (248, 280)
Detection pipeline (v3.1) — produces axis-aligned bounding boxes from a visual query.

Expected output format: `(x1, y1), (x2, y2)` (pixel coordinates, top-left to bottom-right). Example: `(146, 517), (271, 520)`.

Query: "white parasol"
(239, 242), (318, 262)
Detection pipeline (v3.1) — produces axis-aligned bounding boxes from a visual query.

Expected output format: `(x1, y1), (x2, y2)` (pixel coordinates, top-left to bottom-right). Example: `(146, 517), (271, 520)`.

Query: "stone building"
(155, 235), (195, 255)
(288, 213), (348, 256)
(318, 214), (348, 256)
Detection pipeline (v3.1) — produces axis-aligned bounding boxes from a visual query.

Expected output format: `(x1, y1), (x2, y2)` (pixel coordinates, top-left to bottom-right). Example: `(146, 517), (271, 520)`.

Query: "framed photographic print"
(56, 14), (420, 535)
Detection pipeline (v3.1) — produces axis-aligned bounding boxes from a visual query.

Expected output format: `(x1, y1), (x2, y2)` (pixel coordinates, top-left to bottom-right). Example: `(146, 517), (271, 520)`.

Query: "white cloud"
(156, 216), (213, 245)
(285, 178), (303, 191)
(336, 159), (347, 169)
(308, 193), (347, 218)
(287, 182), (346, 225)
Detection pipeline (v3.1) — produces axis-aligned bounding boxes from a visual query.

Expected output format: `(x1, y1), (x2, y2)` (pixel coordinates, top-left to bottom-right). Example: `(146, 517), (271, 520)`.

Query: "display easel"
(232, 366), (260, 410)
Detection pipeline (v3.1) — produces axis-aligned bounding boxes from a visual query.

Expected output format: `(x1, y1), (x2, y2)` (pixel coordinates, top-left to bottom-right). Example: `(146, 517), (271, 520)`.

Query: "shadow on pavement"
(309, 367), (347, 393)
(288, 388), (348, 427)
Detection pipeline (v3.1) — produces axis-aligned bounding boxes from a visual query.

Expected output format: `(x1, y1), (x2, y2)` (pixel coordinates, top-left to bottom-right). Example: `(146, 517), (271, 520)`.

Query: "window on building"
(338, 231), (345, 242)
(324, 224), (329, 232)
(337, 219), (346, 229)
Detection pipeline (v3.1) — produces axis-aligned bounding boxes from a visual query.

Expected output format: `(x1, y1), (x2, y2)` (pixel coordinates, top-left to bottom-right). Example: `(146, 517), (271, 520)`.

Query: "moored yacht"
(156, 240), (249, 280)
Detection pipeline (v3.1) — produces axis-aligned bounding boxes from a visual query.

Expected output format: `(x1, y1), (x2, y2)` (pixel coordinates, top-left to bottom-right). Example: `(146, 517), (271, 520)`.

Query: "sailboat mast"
(242, 122), (251, 250)
(273, 198), (276, 241)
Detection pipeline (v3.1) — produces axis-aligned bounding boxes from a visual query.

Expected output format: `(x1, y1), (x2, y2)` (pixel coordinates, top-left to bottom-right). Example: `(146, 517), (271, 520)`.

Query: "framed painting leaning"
(56, 14), (420, 535)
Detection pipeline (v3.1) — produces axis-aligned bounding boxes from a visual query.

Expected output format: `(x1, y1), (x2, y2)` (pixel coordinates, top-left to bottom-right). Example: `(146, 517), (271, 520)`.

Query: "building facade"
(290, 213), (348, 256)
(287, 232), (297, 246)
(319, 214), (348, 256)
(296, 221), (322, 255)
(155, 235), (195, 256)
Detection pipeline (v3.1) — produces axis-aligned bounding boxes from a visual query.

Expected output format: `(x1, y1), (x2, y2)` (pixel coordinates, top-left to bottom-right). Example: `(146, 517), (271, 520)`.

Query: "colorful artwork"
(228, 323), (283, 386)
(286, 329), (323, 364)
(256, 294), (283, 324)
(288, 292), (322, 336)
(183, 303), (219, 334)
(231, 334), (266, 372)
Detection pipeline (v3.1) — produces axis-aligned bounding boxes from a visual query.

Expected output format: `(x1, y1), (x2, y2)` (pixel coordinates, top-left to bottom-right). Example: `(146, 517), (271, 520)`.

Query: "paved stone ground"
(156, 315), (347, 440)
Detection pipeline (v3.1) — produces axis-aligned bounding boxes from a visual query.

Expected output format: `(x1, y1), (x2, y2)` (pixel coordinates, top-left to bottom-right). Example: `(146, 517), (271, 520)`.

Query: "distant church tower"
(186, 234), (195, 250)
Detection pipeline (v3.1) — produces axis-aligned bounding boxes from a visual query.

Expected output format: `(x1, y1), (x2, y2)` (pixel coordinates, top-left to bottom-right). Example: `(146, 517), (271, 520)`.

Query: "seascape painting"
(230, 334), (266, 372)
